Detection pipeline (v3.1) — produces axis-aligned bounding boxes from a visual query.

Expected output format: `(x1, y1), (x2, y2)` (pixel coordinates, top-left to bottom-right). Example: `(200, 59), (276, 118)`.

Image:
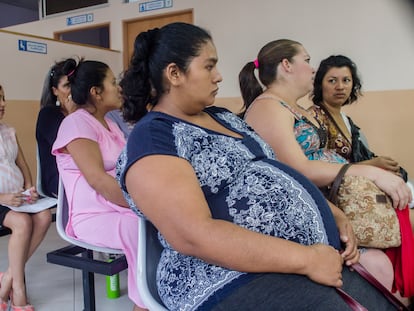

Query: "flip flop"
(10, 305), (34, 311)
(0, 273), (9, 311)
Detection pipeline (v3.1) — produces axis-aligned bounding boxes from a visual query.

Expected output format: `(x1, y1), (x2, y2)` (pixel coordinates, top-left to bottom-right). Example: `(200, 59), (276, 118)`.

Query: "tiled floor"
(0, 223), (134, 311)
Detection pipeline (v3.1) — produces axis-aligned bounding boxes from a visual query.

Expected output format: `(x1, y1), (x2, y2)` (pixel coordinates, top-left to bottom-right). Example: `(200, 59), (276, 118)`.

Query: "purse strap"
(328, 163), (352, 205)
(335, 264), (409, 310)
(352, 263), (409, 311)
(336, 287), (368, 311)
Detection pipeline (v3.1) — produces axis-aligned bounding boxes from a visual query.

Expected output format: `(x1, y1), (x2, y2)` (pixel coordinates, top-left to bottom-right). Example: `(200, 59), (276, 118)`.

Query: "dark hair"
(63, 58), (109, 106)
(312, 55), (362, 106)
(40, 59), (73, 109)
(120, 22), (212, 122)
(239, 39), (302, 116)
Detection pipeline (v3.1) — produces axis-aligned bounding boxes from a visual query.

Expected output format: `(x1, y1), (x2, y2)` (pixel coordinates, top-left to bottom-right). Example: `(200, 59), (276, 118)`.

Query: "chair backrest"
(36, 146), (48, 198)
(56, 178), (124, 254)
(137, 217), (167, 311)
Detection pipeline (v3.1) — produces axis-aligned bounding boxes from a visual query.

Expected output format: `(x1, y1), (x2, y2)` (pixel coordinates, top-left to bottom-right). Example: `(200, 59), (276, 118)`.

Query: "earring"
(56, 100), (61, 107)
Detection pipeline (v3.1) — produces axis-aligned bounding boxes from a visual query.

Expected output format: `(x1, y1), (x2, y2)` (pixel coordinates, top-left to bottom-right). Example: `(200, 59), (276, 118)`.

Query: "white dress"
(0, 123), (24, 193)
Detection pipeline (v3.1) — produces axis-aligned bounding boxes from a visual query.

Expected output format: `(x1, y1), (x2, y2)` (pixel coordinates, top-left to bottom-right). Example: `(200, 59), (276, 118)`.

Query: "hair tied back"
(67, 69), (75, 78)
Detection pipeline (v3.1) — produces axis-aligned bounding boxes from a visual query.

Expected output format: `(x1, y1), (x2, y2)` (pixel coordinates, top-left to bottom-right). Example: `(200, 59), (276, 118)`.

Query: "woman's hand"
(335, 215), (360, 265)
(327, 201), (359, 265)
(305, 244), (344, 287)
(0, 192), (26, 207)
(25, 187), (39, 204)
(362, 156), (400, 175)
(371, 169), (411, 210)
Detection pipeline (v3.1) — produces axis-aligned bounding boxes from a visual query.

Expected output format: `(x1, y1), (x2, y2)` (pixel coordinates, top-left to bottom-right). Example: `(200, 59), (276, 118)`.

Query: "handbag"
(328, 164), (401, 248)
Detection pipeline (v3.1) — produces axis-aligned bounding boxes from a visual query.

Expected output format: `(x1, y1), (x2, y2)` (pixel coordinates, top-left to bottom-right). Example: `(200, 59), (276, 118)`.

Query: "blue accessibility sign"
(139, 0), (172, 12)
(18, 39), (47, 54)
(67, 13), (94, 26)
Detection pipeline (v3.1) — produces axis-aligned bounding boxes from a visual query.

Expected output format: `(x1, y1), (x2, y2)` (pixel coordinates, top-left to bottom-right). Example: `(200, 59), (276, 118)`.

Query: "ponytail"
(238, 61), (263, 118)
(120, 29), (159, 122)
(121, 22), (212, 123)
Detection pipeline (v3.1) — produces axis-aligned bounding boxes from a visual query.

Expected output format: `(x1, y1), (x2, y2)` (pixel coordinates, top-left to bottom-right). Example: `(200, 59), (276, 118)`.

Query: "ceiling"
(0, 0), (38, 11)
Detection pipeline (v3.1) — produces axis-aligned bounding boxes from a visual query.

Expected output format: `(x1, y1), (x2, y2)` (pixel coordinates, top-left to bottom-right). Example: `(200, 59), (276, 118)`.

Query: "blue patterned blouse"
(278, 101), (347, 164)
(118, 106), (340, 311)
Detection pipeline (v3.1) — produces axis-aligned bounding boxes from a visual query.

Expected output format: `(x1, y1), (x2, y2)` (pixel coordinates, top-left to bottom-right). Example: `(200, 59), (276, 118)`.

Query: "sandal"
(10, 305), (34, 311)
(0, 300), (7, 311)
(0, 273), (9, 311)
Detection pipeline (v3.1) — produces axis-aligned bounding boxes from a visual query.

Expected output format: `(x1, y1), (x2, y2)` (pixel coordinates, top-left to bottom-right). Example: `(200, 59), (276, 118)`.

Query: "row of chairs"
(0, 148), (167, 310)
(46, 178), (167, 311)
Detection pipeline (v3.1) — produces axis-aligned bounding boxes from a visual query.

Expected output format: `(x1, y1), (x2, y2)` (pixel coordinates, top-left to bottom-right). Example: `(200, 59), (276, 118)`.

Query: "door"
(123, 9), (193, 68)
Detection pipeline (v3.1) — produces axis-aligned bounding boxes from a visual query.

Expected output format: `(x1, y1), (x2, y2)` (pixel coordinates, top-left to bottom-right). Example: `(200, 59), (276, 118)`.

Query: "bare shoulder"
(245, 97), (290, 120)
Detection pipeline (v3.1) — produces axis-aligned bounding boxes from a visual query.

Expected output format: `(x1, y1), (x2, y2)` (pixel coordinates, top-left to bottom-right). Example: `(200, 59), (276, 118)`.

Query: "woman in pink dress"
(52, 59), (145, 311)
(0, 84), (51, 311)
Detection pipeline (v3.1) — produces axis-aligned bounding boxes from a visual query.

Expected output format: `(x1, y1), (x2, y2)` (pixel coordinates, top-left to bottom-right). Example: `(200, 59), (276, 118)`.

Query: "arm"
(245, 100), (411, 209)
(66, 138), (128, 207)
(348, 117), (401, 174)
(359, 156), (400, 174)
(126, 154), (344, 287)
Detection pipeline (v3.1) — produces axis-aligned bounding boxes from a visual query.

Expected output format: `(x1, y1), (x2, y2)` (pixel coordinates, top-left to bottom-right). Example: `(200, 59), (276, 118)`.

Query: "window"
(55, 24), (110, 49)
(42, 0), (108, 16)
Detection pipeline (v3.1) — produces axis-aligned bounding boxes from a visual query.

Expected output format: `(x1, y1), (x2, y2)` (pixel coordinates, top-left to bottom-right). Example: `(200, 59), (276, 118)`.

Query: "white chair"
(36, 146), (49, 198)
(54, 178), (124, 255)
(47, 178), (128, 311)
(35, 146), (58, 220)
(137, 217), (168, 310)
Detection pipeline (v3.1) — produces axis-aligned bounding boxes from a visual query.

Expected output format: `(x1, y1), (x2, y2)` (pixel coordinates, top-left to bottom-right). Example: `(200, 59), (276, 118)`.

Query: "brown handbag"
(328, 164), (401, 248)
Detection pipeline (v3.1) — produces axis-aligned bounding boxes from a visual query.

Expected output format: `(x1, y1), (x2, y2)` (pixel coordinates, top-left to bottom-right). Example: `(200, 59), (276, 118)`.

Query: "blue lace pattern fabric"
(117, 106), (339, 311)
(278, 102), (347, 164)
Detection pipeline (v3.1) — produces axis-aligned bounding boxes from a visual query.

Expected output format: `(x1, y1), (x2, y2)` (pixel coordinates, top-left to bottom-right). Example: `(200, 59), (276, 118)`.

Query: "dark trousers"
(210, 266), (396, 311)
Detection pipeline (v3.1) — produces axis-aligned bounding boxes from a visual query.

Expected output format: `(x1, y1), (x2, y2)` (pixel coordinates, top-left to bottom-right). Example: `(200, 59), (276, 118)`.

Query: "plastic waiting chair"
(137, 217), (168, 311)
(35, 146), (58, 220)
(47, 178), (128, 311)
(35, 146), (49, 198)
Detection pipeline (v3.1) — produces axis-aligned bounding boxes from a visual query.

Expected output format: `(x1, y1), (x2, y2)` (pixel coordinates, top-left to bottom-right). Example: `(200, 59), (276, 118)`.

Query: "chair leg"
(82, 250), (96, 311)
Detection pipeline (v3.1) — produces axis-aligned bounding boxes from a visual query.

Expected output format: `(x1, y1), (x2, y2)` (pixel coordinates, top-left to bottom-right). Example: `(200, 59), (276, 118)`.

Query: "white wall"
(4, 0), (414, 97)
(0, 30), (122, 100)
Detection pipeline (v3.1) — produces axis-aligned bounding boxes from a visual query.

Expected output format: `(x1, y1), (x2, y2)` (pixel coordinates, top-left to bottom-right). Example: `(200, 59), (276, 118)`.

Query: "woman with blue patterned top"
(118, 23), (397, 310)
(238, 39), (412, 306)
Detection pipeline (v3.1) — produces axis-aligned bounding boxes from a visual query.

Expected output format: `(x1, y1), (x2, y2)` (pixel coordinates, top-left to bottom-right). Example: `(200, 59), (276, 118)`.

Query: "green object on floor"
(106, 255), (121, 299)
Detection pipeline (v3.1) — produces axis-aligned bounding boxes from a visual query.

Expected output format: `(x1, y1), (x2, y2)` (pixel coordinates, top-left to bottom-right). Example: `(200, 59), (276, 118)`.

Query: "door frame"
(122, 9), (193, 69)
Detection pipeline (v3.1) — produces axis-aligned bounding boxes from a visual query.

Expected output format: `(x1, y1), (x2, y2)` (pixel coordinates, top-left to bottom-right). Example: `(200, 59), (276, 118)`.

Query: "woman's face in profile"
(53, 76), (71, 104)
(178, 40), (223, 109)
(99, 69), (123, 111)
(289, 45), (315, 95)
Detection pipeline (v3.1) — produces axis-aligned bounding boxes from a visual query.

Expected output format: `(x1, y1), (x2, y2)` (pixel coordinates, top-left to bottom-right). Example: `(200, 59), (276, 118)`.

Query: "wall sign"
(139, 0), (172, 12)
(18, 39), (47, 54)
(67, 13), (94, 26)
